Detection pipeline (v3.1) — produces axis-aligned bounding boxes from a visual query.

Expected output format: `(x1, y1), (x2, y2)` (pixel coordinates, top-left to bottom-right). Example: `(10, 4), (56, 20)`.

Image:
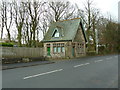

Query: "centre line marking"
(84, 63), (90, 65)
(74, 63), (90, 68)
(74, 64), (84, 67)
(94, 60), (103, 63)
(106, 57), (112, 60)
(23, 69), (63, 80)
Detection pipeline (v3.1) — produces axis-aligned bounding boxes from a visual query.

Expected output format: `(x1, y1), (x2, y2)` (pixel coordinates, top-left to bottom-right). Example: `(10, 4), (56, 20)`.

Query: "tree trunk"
(29, 29), (32, 47)
(18, 29), (22, 46)
(33, 30), (36, 47)
(1, 27), (3, 39)
(6, 29), (11, 42)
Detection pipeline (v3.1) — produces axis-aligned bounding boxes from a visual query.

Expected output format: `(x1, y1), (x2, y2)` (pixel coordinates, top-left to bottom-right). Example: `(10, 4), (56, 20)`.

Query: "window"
(53, 47), (57, 53)
(58, 47), (61, 53)
(77, 43), (84, 54)
(53, 43), (65, 53)
(54, 31), (59, 37)
(52, 28), (60, 37)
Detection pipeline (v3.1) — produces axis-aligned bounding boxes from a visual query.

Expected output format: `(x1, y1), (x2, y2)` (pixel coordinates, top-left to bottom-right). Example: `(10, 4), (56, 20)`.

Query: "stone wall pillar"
(65, 42), (72, 58)
(44, 43), (47, 56)
(50, 43), (53, 57)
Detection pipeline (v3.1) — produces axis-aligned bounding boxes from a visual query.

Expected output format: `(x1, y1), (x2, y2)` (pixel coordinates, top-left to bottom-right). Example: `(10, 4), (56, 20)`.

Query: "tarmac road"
(2, 54), (118, 88)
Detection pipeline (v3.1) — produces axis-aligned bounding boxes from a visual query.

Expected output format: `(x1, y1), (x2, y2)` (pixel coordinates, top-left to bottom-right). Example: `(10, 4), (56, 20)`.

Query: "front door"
(47, 47), (50, 56)
(72, 47), (75, 57)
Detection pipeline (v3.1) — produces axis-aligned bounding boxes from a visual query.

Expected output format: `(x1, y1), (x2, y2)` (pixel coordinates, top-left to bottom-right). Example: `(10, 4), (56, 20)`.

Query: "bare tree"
(23, 16), (30, 46)
(39, 5), (49, 37)
(73, 4), (86, 21)
(0, 1), (5, 40)
(91, 8), (100, 47)
(25, 1), (45, 47)
(2, 1), (13, 42)
(47, 1), (76, 22)
(83, 0), (93, 36)
(40, 17), (48, 37)
(13, 1), (26, 46)
(80, 0), (101, 52)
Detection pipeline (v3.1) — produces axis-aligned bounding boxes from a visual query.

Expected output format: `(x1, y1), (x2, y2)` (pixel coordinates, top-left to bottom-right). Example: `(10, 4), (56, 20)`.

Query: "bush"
(36, 42), (43, 47)
(0, 42), (13, 47)
(86, 51), (96, 56)
(98, 46), (105, 54)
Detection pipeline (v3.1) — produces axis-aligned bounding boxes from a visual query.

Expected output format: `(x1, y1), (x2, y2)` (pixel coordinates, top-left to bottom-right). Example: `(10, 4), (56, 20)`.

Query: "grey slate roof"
(42, 18), (87, 42)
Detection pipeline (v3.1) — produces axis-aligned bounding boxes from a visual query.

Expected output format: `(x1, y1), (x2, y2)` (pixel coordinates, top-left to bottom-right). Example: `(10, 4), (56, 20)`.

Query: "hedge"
(0, 42), (13, 47)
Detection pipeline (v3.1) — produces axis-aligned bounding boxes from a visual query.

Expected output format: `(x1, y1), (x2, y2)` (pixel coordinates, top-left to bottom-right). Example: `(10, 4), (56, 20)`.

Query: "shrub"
(98, 46), (105, 54)
(86, 51), (96, 56)
(0, 42), (13, 47)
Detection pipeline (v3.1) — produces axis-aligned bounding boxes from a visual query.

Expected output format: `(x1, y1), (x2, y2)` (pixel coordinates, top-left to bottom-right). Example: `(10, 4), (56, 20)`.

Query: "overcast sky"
(4, 0), (119, 20)
(69, 0), (119, 21)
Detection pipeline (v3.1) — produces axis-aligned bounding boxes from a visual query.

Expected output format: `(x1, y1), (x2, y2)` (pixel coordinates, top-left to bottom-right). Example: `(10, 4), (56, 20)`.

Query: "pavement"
(2, 54), (119, 88)
(2, 60), (54, 70)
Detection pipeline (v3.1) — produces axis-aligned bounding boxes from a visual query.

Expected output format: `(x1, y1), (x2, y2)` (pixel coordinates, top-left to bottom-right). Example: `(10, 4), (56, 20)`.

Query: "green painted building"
(42, 18), (87, 59)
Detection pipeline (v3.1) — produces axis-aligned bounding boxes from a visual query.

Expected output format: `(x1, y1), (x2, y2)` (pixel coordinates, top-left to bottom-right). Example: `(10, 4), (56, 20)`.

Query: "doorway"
(47, 47), (50, 56)
(72, 46), (75, 57)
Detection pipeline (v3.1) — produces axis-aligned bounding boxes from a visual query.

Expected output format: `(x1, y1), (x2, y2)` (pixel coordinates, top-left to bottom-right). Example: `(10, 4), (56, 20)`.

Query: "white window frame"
(61, 47), (65, 53)
(52, 28), (60, 37)
(53, 47), (57, 53)
(57, 47), (61, 53)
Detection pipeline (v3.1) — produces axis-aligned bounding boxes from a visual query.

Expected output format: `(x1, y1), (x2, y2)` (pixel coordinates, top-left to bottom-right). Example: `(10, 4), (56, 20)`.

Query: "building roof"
(42, 18), (87, 42)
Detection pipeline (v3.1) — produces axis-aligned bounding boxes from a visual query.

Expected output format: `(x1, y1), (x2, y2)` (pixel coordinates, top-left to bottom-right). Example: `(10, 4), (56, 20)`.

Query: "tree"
(13, 1), (26, 46)
(80, 0), (100, 52)
(48, 1), (76, 22)
(26, 1), (44, 47)
(0, 1), (5, 40)
(96, 14), (119, 54)
(96, 16), (108, 44)
(91, 8), (100, 50)
(74, 4), (86, 20)
(118, 23), (120, 53)
(103, 19), (118, 53)
(1, 1), (13, 42)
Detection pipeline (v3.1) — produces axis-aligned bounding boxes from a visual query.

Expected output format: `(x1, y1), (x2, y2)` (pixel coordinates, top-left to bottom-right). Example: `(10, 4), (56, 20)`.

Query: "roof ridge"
(56, 18), (80, 22)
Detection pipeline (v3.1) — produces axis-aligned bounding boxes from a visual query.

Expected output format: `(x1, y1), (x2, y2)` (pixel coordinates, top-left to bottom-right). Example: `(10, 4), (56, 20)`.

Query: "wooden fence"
(1, 47), (44, 58)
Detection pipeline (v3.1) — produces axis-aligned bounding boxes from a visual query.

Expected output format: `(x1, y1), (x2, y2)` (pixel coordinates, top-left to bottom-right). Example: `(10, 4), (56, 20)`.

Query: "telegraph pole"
(95, 29), (98, 54)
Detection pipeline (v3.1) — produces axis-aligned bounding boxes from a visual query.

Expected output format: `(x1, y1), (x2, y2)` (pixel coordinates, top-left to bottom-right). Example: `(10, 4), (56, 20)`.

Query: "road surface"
(2, 54), (118, 88)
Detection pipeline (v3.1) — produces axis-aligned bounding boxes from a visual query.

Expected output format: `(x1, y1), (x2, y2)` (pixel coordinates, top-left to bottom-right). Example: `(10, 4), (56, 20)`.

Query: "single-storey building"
(42, 18), (87, 59)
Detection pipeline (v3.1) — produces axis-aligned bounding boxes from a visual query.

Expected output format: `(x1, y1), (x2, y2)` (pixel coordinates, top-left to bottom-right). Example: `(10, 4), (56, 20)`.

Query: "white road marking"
(74, 64), (84, 67)
(106, 57), (112, 60)
(84, 63), (90, 65)
(23, 69), (63, 80)
(74, 63), (90, 68)
(114, 56), (118, 58)
(94, 60), (103, 63)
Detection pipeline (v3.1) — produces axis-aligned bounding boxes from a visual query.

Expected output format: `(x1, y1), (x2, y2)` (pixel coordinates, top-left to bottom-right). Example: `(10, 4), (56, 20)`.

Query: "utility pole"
(95, 29), (98, 54)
